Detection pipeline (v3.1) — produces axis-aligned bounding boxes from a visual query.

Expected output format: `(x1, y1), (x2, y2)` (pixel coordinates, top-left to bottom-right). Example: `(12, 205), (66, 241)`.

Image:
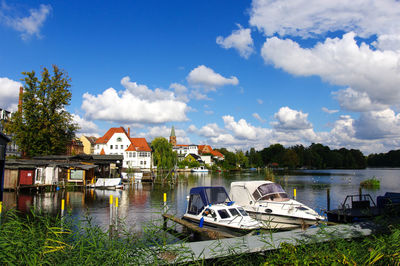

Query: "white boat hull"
(246, 210), (319, 229)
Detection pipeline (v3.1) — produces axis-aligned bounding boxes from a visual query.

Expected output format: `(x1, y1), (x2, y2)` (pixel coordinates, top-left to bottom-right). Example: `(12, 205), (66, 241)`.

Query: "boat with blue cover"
(183, 186), (264, 236)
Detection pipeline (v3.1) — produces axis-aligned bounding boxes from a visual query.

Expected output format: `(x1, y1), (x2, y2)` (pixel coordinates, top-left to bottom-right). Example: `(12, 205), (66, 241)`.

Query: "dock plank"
(154, 221), (377, 263)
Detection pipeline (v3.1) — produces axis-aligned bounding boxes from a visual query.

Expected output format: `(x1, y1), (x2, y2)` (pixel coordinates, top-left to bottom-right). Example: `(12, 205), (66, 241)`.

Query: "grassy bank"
(1, 210), (400, 265)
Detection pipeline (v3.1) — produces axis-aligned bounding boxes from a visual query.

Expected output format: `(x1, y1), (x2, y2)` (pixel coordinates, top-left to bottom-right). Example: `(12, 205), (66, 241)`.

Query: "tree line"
(367, 150), (400, 167)
(216, 143), (367, 170)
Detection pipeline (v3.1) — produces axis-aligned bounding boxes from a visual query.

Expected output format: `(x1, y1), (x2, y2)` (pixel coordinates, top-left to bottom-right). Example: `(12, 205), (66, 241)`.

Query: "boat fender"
(227, 201), (235, 206)
(265, 208), (273, 214)
(199, 217), (204, 228)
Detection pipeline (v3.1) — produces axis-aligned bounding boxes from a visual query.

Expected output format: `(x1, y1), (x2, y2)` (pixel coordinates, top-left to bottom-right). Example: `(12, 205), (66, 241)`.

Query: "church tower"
(169, 126), (177, 146)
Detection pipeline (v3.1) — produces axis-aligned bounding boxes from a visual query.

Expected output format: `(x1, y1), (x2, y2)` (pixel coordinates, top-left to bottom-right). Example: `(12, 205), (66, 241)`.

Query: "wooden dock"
(162, 213), (236, 239)
(152, 221), (378, 264)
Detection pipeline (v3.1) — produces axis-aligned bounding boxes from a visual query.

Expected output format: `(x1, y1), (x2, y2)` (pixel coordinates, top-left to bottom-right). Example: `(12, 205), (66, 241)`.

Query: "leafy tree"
(235, 150), (248, 168)
(151, 137), (177, 170)
(5, 65), (78, 157)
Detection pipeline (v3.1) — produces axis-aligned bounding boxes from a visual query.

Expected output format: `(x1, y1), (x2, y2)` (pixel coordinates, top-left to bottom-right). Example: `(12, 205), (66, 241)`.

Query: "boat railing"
(340, 194), (376, 210)
(227, 215), (243, 225)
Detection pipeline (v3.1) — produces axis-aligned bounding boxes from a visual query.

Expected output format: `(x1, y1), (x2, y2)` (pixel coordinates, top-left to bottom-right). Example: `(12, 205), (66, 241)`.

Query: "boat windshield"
(228, 208), (240, 217)
(218, 209), (231, 219)
(252, 183), (289, 202)
(205, 187), (230, 205)
(237, 207), (248, 216)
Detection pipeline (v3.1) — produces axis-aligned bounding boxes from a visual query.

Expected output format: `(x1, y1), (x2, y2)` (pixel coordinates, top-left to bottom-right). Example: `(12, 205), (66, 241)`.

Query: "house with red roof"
(94, 127), (151, 169)
(168, 126), (224, 165)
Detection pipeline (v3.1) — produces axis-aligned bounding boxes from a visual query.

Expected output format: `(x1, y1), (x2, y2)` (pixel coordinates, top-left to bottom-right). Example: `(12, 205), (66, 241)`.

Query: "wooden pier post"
(109, 195), (114, 237)
(359, 187), (362, 200)
(327, 189), (330, 211)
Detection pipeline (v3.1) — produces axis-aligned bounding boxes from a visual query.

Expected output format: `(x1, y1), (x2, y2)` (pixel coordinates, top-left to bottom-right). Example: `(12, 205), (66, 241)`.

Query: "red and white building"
(94, 127), (152, 169)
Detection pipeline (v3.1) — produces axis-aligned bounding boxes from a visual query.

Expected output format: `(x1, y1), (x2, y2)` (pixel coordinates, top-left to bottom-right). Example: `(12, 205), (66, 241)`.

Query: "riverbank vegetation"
(360, 176), (381, 189)
(215, 143), (367, 170)
(2, 209), (400, 265)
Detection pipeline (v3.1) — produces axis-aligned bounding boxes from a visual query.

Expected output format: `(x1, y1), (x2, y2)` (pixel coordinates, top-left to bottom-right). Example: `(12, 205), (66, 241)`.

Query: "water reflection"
(3, 169), (400, 231)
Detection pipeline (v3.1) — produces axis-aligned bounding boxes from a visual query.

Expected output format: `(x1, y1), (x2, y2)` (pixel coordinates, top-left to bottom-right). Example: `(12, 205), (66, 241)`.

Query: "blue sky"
(2, 0), (400, 154)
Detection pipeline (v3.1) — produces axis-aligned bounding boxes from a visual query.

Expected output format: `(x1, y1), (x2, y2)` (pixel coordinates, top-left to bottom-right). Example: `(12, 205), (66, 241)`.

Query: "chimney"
(18, 86), (23, 113)
(128, 127), (130, 138)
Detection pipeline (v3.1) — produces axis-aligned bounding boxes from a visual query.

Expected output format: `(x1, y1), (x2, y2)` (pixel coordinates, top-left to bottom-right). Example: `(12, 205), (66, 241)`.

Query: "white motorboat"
(191, 166), (209, 173)
(183, 186), (264, 236)
(229, 181), (325, 229)
(88, 178), (123, 189)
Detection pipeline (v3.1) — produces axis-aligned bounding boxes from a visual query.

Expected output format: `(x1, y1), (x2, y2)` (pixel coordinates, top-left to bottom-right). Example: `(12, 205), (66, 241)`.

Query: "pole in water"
(163, 193), (167, 211)
(61, 199), (65, 217)
(293, 188), (297, 200)
(115, 197), (119, 230)
(109, 195), (114, 231)
(0, 201), (2, 225)
(327, 189), (331, 211)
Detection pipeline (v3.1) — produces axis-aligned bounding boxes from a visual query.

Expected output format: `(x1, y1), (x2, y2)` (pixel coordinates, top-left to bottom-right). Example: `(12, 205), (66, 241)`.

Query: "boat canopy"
(230, 181), (289, 204)
(187, 186), (230, 215)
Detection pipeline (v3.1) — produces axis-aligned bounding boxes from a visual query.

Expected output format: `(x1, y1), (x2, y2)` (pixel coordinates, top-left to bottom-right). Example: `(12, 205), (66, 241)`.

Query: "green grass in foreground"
(0, 210), (400, 265)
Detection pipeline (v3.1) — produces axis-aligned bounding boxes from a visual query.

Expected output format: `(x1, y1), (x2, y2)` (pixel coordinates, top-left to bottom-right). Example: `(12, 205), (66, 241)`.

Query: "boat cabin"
(230, 181), (289, 206)
(187, 186), (231, 215)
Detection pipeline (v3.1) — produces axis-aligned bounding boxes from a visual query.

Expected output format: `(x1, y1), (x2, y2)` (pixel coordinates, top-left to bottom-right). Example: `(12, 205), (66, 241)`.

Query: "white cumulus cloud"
(187, 65), (239, 91)
(1, 3), (52, 40)
(321, 107), (339, 114)
(272, 107), (312, 130)
(250, 0), (400, 38)
(81, 76), (188, 124)
(0, 77), (22, 111)
(72, 114), (99, 137)
(261, 32), (400, 110)
(354, 109), (400, 140)
(216, 24), (254, 59)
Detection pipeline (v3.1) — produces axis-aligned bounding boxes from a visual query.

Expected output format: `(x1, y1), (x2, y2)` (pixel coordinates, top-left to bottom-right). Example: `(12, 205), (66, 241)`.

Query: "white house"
(94, 127), (151, 169)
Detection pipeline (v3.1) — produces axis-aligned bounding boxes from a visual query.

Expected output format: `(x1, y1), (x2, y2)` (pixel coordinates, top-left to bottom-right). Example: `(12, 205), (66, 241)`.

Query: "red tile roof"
(100, 148), (105, 155)
(130, 138), (151, 152)
(95, 127), (129, 144)
(211, 150), (224, 158)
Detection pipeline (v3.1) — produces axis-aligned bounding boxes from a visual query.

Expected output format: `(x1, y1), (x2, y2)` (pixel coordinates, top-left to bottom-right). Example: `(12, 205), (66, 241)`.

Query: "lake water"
(3, 168), (400, 232)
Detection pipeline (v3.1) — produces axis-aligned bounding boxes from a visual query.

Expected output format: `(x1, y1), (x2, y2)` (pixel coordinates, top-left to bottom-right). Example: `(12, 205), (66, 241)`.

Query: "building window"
(133, 152), (136, 157)
(110, 145), (113, 149)
(144, 161), (146, 165)
(140, 161), (143, 165)
(121, 145), (123, 149)
(117, 137), (122, 142)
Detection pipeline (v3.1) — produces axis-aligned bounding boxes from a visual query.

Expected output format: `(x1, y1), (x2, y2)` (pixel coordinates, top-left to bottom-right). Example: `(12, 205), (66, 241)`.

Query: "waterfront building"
(66, 138), (84, 155)
(0, 108), (20, 157)
(168, 126), (224, 165)
(79, 135), (97, 154)
(94, 127), (151, 169)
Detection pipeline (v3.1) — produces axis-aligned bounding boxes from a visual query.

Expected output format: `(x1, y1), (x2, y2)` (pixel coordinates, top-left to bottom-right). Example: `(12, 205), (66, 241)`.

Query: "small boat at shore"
(88, 178), (123, 189)
(191, 166), (208, 173)
(183, 186), (264, 236)
(229, 181), (325, 229)
(326, 192), (400, 223)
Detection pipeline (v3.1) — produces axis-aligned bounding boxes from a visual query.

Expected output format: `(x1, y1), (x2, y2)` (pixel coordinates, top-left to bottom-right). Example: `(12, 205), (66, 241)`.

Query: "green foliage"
(5, 65), (78, 157)
(151, 137), (177, 170)
(245, 143), (367, 170)
(368, 149), (400, 167)
(360, 176), (381, 189)
(177, 159), (200, 169)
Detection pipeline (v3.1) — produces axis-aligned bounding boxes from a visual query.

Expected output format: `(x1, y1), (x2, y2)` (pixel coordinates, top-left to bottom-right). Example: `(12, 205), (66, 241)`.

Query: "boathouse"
(0, 132), (10, 201)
